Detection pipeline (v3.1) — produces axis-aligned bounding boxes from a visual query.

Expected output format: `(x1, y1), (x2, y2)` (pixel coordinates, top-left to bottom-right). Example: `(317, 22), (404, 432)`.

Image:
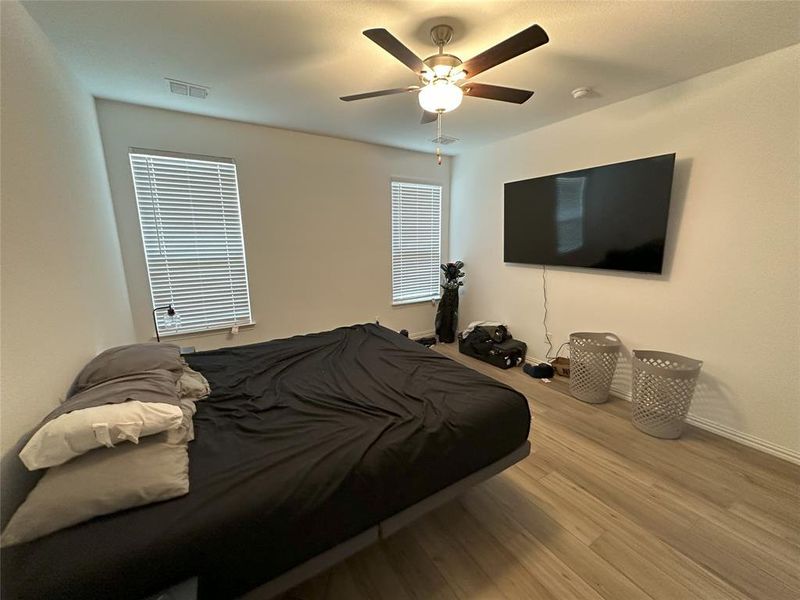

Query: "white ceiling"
(23, 1), (800, 155)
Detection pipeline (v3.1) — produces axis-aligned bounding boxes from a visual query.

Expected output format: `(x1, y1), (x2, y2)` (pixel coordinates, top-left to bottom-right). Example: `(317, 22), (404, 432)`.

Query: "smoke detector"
(166, 78), (209, 99)
(571, 87), (591, 99)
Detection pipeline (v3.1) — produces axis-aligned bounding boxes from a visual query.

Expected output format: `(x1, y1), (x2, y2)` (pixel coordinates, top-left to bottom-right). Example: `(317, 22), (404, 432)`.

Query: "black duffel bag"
(458, 325), (527, 369)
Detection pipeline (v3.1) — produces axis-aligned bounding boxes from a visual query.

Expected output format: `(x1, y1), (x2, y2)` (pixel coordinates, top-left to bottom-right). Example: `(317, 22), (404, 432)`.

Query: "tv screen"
(504, 153), (676, 274)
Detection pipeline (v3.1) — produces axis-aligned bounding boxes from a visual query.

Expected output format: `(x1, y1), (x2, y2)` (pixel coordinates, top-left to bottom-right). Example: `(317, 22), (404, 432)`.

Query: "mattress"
(1, 324), (530, 600)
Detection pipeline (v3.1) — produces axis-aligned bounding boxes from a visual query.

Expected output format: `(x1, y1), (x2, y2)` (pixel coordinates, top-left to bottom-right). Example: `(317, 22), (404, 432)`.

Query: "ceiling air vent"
(166, 78), (209, 99)
(431, 135), (459, 145)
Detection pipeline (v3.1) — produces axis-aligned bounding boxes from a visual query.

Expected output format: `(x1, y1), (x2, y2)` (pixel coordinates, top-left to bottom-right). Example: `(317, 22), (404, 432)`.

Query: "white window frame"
(391, 179), (443, 305)
(129, 148), (254, 337)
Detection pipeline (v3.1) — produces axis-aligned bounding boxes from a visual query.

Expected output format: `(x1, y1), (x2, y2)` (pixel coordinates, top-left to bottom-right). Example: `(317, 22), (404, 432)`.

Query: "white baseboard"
(682, 414), (800, 465)
(609, 384), (800, 466)
(525, 356), (550, 366)
(409, 329), (435, 339)
(500, 357), (798, 465)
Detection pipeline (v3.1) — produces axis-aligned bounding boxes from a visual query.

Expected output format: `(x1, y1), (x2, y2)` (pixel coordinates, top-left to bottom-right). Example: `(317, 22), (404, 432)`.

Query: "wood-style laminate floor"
(284, 343), (800, 600)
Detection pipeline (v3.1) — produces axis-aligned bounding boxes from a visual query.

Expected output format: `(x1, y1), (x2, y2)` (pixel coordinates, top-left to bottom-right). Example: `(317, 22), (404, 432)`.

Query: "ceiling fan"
(340, 23), (549, 123)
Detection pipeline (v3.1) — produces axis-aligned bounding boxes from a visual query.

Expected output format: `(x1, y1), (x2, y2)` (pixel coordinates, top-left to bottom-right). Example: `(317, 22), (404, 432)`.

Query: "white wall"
(450, 45), (800, 460)
(96, 100), (450, 350)
(0, 1), (136, 519)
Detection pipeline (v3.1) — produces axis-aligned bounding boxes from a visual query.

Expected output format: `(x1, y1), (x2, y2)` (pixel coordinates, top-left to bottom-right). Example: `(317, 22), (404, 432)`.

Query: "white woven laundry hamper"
(631, 350), (703, 439)
(568, 332), (621, 404)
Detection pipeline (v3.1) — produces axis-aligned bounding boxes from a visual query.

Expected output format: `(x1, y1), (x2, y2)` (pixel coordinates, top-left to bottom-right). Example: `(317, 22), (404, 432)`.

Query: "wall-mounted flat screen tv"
(504, 153), (676, 274)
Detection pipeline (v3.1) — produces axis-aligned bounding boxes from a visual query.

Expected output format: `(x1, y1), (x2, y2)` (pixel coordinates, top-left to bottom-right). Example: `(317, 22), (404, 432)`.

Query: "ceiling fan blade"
(340, 86), (420, 102)
(363, 28), (424, 73)
(463, 83), (534, 104)
(421, 111), (438, 124)
(461, 24), (549, 79)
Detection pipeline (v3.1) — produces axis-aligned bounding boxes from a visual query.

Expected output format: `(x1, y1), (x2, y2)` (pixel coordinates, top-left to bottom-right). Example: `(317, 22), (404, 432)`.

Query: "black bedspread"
(1, 324), (530, 599)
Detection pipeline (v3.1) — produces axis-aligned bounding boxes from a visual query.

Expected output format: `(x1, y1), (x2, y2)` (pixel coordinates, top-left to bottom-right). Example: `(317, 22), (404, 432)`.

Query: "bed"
(1, 324), (530, 600)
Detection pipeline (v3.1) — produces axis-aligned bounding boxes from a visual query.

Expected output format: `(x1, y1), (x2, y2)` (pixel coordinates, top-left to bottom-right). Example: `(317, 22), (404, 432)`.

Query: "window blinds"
(391, 181), (442, 304)
(129, 150), (253, 336)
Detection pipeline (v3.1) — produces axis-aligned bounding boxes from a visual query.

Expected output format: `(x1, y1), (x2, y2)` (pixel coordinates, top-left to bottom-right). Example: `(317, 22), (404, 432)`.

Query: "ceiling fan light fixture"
(418, 79), (463, 113)
(422, 53), (463, 81)
(432, 64), (452, 78)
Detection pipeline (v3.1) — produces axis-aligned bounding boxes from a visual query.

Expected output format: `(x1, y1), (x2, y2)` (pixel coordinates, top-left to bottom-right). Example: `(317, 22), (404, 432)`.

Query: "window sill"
(392, 297), (440, 307)
(154, 321), (256, 341)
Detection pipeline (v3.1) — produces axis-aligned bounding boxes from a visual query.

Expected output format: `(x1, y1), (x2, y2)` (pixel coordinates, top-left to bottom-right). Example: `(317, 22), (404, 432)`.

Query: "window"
(129, 149), (253, 336)
(391, 181), (442, 304)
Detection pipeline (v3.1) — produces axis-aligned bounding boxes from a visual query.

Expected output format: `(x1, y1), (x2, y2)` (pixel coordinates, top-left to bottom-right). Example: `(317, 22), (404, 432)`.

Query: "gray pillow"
(3, 434), (189, 547)
(70, 343), (182, 397)
(177, 364), (210, 401)
(56, 369), (181, 419)
(166, 397), (197, 445)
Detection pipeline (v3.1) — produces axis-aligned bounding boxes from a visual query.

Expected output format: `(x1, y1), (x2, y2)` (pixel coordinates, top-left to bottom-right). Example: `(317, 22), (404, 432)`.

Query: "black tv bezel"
(503, 152), (676, 275)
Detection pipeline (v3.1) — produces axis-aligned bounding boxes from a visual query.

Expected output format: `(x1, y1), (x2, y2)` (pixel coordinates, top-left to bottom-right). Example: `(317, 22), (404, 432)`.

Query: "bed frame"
(148, 441), (531, 600)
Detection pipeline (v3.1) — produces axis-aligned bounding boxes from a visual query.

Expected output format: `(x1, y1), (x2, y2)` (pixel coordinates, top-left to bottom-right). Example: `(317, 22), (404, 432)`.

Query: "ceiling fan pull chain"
(436, 113), (443, 166)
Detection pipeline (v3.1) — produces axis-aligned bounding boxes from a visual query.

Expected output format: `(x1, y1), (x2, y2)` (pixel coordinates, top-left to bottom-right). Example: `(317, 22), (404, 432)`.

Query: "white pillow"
(19, 400), (182, 470)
